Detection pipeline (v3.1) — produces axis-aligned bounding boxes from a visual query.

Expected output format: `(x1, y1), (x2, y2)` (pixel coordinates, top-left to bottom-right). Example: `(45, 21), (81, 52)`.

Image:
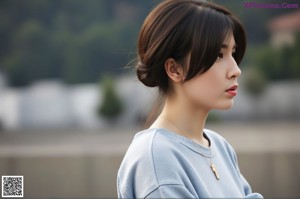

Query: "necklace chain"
(158, 115), (206, 146)
(158, 115), (220, 180)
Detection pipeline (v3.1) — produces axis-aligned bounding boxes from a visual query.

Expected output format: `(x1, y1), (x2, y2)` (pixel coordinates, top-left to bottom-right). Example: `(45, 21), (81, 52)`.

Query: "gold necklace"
(159, 116), (220, 180)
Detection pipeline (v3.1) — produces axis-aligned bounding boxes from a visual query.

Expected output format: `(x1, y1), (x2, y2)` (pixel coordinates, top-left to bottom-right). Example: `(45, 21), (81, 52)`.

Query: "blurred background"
(0, 0), (299, 198)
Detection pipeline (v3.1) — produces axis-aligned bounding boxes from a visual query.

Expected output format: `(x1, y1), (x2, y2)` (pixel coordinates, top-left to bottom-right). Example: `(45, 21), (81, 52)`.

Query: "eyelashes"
(216, 52), (236, 60)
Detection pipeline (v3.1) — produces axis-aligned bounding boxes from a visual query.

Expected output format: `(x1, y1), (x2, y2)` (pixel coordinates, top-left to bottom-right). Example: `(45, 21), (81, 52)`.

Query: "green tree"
(97, 75), (123, 121)
(253, 34), (300, 81)
(243, 66), (267, 96)
(2, 20), (59, 86)
(0, 0), (151, 87)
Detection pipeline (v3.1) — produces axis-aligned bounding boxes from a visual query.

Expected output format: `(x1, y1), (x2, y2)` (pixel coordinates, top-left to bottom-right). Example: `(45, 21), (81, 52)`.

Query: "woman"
(117, 0), (263, 198)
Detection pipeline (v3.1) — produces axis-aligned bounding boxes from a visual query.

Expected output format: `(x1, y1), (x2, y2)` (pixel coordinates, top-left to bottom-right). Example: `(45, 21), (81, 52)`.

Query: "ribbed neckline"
(148, 128), (215, 158)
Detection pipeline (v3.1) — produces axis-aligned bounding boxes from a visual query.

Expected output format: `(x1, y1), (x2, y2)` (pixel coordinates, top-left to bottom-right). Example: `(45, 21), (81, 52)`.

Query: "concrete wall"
(1, 151), (299, 198)
(0, 123), (299, 198)
(0, 155), (122, 198)
(240, 152), (300, 198)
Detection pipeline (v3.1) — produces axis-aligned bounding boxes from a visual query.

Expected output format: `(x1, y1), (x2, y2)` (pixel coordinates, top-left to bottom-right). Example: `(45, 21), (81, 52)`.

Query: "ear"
(164, 58), (184, 83)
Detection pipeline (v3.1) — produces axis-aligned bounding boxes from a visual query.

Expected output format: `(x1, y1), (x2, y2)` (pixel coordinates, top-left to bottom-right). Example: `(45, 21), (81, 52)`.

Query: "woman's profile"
(117, 0), (263, 198)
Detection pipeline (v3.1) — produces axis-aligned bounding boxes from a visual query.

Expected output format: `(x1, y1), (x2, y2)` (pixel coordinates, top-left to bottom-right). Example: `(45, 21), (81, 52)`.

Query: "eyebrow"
(221, 44), (237, 50)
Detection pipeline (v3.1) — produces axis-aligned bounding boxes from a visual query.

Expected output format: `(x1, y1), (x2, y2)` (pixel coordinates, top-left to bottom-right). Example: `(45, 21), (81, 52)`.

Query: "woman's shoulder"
(121, 128), (183, 168)
(118, 128), (187, 196)
(130, 128), (184, 158)
(129, 128), (193, 176)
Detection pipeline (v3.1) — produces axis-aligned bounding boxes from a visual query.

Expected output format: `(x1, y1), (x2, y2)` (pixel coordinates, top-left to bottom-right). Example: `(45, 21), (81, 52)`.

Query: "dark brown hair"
(136, 0), (246, 94)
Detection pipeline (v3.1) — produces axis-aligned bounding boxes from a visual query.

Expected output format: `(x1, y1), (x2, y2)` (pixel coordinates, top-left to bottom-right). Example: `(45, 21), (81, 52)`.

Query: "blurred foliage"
(97, 75), (123, 121)
(0, 0), (299, 87)
(243, 67), (267, 96)
(213, 0), (297, 44)
(253, 34), (300, 81)
(0, 0), (152, 87)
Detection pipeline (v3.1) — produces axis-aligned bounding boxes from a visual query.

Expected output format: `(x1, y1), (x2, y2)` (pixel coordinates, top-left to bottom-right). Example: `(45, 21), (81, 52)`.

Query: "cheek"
(201, 66), (226, 98)
(182, 67), (226, 108)
(183, 75), (218, 106)
(190, 70), (222, 95)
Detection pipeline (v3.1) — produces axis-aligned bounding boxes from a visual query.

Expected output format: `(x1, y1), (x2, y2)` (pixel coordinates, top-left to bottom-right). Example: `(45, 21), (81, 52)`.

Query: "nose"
(227, 57), (241, 79)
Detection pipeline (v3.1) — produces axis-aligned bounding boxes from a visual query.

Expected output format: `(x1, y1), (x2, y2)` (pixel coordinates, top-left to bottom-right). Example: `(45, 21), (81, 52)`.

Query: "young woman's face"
(182, 34), (241, 110)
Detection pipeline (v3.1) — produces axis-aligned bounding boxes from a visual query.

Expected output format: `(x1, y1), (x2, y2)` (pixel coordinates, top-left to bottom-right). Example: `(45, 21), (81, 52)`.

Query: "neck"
(151, 93), (209, 146)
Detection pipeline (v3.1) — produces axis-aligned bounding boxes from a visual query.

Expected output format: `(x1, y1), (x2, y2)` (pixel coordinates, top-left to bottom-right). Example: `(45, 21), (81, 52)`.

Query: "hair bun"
(136, 61), (159, 87)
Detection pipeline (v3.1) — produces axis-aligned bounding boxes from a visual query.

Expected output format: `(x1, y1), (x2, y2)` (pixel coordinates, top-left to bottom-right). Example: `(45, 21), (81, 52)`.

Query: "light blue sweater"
(117, 128), (263, 198)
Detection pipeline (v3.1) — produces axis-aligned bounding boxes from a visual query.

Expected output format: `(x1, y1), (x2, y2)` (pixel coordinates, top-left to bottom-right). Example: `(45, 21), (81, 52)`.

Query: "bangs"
(135, 0), (246, 94)
(185, 5), (246, 81)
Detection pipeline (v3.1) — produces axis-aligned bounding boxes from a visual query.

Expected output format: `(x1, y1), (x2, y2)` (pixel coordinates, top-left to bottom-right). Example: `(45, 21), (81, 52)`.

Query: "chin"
(215, 100), (234, 110)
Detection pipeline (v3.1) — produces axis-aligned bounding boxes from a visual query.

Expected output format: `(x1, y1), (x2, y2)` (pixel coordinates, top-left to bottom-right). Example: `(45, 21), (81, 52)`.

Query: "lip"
(226, 84), (238, 96)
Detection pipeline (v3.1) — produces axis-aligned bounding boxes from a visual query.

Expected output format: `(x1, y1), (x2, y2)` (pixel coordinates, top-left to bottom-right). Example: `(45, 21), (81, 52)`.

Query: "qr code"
(2, 176), (24, 198)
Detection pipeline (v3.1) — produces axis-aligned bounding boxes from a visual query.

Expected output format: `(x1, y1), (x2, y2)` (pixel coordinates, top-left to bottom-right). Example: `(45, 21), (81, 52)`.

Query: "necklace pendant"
(210, 164), (220, 180)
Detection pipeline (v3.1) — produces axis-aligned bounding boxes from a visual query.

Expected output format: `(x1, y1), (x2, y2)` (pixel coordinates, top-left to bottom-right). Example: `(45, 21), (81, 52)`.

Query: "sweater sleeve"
(227, 144), (264, 199)
(240, 174), (264, 198)
(145, 184), (195, 198)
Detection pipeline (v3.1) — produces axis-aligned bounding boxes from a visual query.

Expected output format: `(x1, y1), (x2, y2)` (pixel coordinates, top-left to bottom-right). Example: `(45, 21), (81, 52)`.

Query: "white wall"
(0, 75), (299, 130)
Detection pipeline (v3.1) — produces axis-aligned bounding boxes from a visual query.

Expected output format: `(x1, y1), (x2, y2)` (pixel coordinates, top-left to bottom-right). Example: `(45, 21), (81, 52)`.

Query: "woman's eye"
(217, 53), (223, 60)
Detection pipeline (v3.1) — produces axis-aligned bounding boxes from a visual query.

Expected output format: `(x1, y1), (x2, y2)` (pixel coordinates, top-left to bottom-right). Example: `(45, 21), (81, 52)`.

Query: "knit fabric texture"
(117, 128), (263, 198)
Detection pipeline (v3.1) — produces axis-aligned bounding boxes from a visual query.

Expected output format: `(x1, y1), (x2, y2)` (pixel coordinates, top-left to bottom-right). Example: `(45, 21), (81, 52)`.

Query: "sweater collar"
(155, 128), (215, 158)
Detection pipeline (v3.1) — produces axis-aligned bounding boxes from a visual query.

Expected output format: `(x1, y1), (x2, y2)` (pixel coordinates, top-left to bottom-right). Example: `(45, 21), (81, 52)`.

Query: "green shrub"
(97, 75), (123, 121)
(243, 67), (267, 96)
